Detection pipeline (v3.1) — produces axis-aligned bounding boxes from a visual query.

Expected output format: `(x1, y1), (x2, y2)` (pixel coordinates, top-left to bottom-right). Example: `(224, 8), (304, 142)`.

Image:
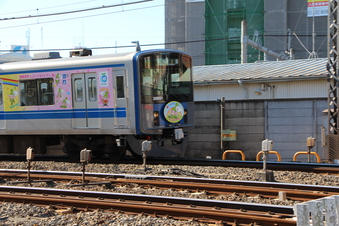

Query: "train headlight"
(153, 111), (159, 126)
(184, 109), (187, 123)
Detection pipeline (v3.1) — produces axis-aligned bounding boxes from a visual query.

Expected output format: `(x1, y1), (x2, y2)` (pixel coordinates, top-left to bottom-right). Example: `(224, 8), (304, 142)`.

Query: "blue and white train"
(0, 49), (194, 160)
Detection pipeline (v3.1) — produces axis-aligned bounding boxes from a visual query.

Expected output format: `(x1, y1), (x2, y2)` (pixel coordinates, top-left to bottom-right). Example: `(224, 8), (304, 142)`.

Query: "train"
(0, 49), (194, 161)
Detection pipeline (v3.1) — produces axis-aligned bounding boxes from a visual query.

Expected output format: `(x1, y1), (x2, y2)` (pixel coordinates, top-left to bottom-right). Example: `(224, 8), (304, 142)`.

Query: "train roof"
(0, 49), (189, 75)
(0, 51), (136, 75)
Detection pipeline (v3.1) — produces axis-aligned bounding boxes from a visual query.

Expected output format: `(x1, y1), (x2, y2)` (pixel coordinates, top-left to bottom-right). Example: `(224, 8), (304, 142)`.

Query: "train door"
(71, 73), (100, 128)
(113, 70), (128, 128)
(0, 80), (4, 129)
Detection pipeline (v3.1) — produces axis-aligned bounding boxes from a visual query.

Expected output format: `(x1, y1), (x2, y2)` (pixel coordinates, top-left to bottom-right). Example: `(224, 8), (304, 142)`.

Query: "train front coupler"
(171, 128), (185, 145)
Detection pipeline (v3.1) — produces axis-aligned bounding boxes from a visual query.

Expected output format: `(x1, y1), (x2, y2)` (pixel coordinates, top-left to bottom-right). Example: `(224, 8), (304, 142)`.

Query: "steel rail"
(1, 155), (339, 173)
(0, 186), (296, 225)
(0, 169), (335, 201)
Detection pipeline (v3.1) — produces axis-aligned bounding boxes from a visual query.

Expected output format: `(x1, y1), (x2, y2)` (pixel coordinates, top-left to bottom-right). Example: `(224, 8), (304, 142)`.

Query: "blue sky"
(0, 0), (164, 57)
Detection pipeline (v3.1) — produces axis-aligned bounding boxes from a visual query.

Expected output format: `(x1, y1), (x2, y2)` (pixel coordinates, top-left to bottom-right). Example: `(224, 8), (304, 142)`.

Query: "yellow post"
(256, 151), (282, 162)
(293, 151), (321, 163)
(222, 150), (246, 161)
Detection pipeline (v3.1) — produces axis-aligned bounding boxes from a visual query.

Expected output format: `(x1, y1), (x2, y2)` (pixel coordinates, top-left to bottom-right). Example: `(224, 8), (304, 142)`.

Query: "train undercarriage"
(62, 135), (128, 161)
(0, 135), (131, 161)
(0, 132), (188, 161)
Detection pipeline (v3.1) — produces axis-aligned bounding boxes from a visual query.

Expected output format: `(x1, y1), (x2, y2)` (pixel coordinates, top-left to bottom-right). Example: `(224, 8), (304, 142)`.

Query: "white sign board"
(307, 0), (328, 17)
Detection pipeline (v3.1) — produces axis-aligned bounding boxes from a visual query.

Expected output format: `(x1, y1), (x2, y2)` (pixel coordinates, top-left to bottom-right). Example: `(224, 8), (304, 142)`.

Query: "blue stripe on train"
(0, 108), (126, 120)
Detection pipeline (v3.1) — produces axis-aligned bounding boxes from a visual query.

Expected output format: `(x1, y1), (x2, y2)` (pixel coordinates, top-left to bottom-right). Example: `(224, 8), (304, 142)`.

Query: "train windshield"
(140, 52), (193, 104)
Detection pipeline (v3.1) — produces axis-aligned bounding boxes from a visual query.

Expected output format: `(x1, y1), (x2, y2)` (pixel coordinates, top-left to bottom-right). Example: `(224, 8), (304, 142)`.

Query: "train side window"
(20, 78), (54, 106)
(87, 77), (97, 102)
(20, 80), (37, 106)
(38, 78), (54, 105)
(0, 83), (3, 105)
(116, 76), (124, 98)
(74, 78), (83, 102)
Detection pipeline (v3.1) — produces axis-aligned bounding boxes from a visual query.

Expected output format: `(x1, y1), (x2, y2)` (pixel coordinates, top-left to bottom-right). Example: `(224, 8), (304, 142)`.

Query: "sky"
(0, 0), (165, 57)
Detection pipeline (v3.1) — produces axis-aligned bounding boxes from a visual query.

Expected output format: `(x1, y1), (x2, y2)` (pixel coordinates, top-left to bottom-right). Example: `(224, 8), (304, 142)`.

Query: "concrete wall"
(165, 0), (186, 52)
(263, 0), (327, 60)
(264, 0), (288, 60)
(185, 1), (205, 66)
(187, 98), (327, 162)
(165, 0), (205, 66)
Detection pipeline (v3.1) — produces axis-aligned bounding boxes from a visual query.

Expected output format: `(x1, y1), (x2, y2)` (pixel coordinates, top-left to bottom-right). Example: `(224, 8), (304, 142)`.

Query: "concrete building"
(186, 58), (330, 162)
(165, 0), (327, 66)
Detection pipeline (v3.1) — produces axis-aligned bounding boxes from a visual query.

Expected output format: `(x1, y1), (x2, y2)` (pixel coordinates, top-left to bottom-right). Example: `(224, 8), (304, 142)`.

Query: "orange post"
(293, 151), (321, 163)
(222, 150), (246, 161)
(256, 151), (281, 162)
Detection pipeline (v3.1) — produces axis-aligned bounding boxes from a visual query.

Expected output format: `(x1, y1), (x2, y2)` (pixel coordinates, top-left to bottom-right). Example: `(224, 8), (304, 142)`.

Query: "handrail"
(293, 151), (321, 163)
(222, 150), (246, 161)
(256, 151), (281, 162)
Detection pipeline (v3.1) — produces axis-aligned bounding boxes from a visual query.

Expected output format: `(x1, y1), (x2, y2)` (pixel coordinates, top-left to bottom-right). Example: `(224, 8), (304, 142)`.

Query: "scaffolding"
(205, 0), (264, 65)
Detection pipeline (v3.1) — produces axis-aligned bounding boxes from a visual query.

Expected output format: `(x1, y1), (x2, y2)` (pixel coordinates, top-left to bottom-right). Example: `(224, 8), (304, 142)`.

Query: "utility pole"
(309, 0), (318, 59)
(326, 0), (339, 161)
(241, 20), (248, 64)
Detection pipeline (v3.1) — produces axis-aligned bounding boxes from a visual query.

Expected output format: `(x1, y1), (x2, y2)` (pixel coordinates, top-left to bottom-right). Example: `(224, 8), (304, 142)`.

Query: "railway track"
(0, 185), (296, 225)
(1, 154), (339, 174)
(0, 169), (339, 225)
(4, 169), (339, 224)
(0, 160), (337, 224)
(0, 169), (337, 202)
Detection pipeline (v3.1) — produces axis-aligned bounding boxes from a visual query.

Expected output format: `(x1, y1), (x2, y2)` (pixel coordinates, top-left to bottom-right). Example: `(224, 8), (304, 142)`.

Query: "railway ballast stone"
(0, 161), (338, 225)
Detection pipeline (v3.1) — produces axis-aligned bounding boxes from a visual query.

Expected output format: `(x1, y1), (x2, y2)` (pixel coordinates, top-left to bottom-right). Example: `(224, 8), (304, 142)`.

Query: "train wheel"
(105, 144), (126, 161)
(64, 143), (81, 161)
(91, 144), (105, 159)
(92, 150), (105, 159)
(126, 142), (142, 160)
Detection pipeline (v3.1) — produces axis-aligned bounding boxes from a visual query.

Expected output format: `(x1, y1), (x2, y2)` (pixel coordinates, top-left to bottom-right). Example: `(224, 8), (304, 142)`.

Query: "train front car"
(127, 50), (194, 158)
(0, 49), (193, 161)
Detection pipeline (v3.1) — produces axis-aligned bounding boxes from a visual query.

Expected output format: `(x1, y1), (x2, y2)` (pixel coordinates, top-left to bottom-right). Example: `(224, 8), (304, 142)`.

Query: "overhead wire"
(0, 0), (153, 21)
(0, 35), (323, 52)
(0, 0), (327, 56)
(0, 1), (161, 30)
(0, 0), (96, 16)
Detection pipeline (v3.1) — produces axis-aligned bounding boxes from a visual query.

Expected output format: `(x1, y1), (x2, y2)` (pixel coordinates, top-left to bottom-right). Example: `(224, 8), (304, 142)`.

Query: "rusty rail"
(0, 170), (337, 202)
(0, 186), (296, 225)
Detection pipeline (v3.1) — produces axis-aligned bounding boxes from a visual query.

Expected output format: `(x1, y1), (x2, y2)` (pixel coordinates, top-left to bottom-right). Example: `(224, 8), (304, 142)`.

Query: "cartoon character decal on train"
(1, 68), (115, 112)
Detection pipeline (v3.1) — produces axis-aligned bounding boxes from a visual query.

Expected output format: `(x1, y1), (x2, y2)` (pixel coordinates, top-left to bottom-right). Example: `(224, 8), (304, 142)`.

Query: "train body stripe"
(0, 108), (126, 120)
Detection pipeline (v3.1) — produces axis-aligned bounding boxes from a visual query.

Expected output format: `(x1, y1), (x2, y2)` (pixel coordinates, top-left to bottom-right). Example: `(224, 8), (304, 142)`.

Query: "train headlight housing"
(153, 111), (159, 126)
(184, 109), (187, 123)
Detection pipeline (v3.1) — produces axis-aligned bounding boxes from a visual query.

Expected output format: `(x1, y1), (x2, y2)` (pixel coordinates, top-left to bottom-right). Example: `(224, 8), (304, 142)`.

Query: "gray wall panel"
(187, 98), (326, 161)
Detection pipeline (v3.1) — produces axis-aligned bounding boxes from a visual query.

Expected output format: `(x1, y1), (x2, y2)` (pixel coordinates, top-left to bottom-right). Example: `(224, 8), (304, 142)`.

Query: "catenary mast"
(327, 0), (339, 160)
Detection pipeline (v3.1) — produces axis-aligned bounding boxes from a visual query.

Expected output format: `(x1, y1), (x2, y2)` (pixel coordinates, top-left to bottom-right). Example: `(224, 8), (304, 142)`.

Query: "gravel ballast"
(0, 161), (337, 225)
